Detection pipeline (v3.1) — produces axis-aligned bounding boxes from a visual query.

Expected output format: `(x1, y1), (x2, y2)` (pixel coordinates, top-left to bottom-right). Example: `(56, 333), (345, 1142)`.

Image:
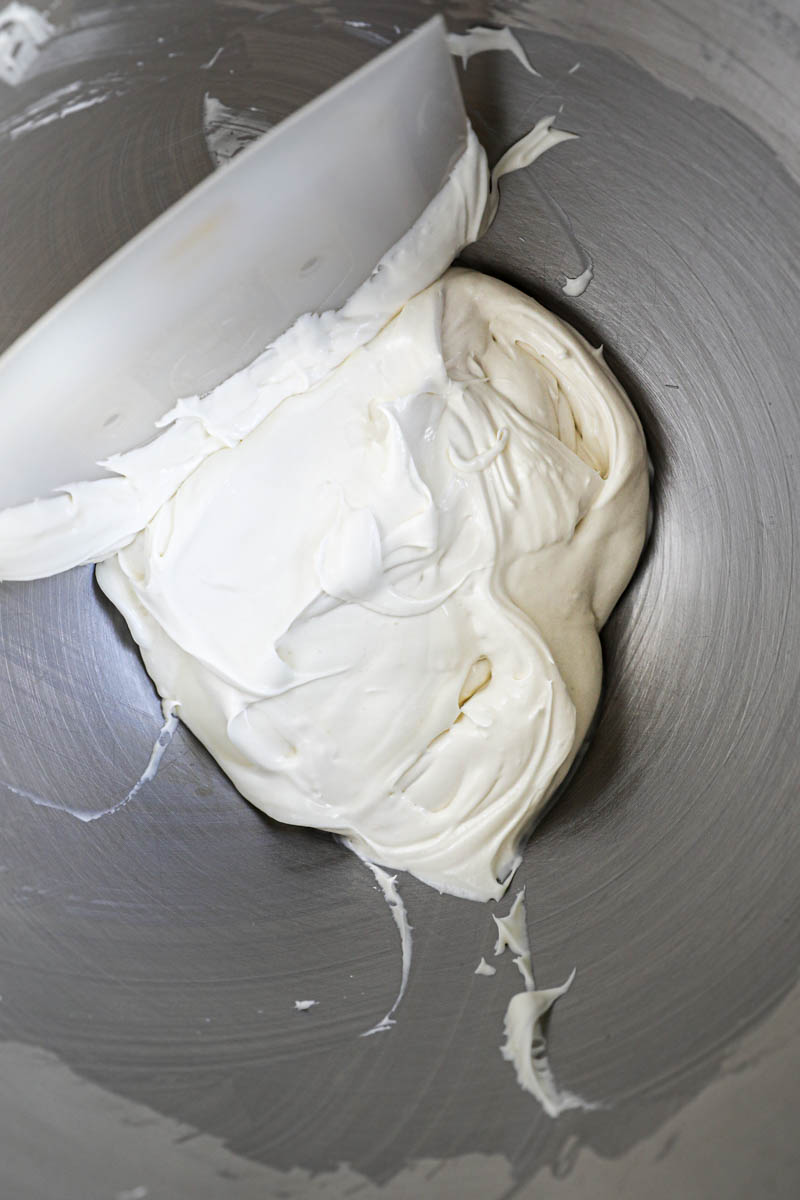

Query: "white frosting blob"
(562, 264), (594, 297)
(0, 108), (647, 904)
(92, 266), (647, 902)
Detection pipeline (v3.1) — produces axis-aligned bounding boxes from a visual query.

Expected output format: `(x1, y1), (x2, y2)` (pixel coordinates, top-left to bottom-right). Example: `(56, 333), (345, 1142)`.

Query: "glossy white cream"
(94, 265), (647, 902)
(0, 109), (648, 903)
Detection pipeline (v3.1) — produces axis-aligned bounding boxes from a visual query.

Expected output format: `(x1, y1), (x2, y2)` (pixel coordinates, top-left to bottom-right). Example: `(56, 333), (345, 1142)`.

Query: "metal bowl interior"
(1, 2), (798, 1197)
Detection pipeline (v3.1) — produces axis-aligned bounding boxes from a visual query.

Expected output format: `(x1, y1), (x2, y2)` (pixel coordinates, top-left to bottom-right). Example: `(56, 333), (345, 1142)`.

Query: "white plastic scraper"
(0, 16), (466, 509)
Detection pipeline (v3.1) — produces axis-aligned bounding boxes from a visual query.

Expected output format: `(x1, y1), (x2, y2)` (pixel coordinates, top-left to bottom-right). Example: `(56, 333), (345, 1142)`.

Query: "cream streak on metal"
(0, 74), (135, 142)
(493, 888), (534, 989)
(1, 699), (179, 821)
(361, 865), (413, 1036)
(202, 93), (273, 168)
(447, 25), (538, 76)
(493, 889), (590, 1117)
(117, 699), (180, 811)
(482, 116), (578, 235)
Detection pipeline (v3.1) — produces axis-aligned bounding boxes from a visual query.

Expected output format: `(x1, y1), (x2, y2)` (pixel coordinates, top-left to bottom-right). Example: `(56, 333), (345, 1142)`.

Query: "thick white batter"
(0, 114), (648, 903)
(94, 267), (647, 901)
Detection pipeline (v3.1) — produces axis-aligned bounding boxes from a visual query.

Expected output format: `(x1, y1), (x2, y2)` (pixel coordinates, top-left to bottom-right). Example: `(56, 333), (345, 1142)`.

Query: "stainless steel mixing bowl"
(1, 3), (798, 1197)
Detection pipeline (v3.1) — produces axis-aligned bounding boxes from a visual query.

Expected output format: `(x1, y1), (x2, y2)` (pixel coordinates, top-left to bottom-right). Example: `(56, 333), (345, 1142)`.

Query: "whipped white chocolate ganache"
(0, 119), (649, 903)
(0, 31), (652, 1114)
(98, 266), (648, 902)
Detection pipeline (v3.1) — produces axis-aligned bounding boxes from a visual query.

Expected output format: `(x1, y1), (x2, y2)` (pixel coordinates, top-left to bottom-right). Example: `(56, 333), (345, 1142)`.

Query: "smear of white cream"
(528, 175), (595, 299)
(118, 698), (180, 812)
(447, 25), (538, 76)
(200, 45), (225, 70)
(2, 699), (179, 822)
(493, 888), (593, 1117)
(501, 977), (584, 1118)
(10, 90), (108, 137)
(562, 264), (594, 297)
(202, 92), (273, 168)
(361, 864), (413, 1036)
(493, 887), (534, 990)
(482, 115), (578, 234)
(0, 2), (53, 86)
(343, 19), (391, 48)
(0, 75), (129, 141)
(475, 957), (497, 977)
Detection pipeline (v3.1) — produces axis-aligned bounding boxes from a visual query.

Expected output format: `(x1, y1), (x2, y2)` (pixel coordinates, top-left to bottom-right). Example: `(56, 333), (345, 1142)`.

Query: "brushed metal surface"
(1, 2), (798, 1197)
